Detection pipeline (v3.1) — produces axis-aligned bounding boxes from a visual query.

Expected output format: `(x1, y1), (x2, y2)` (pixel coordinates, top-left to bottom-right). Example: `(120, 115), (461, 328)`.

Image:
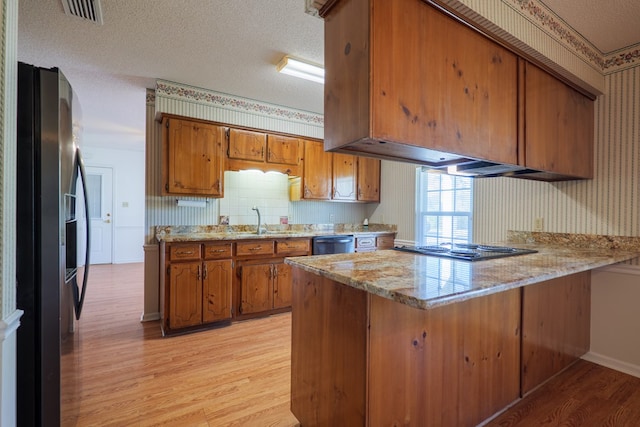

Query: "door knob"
(104, 219), (111, 223)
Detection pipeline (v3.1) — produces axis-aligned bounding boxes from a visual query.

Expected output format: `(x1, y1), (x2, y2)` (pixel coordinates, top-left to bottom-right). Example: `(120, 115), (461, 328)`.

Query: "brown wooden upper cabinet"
(291, 140), (380, 202)
(228, 128), (266, 162)
(522, 61), (594, 179)
(300, 138), (333, 200)
(162, 115), (225, 197)
(321, 0), (594, 180)
(227, 129), (302, 175)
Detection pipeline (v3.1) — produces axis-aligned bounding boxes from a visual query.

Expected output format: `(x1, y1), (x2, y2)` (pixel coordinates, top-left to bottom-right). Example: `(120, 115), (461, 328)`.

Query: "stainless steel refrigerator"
(16, 63), (91, 426)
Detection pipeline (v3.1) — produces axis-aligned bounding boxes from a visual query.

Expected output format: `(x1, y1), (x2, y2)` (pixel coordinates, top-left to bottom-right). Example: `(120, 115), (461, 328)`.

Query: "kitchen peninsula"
(287, 234), (640, 426)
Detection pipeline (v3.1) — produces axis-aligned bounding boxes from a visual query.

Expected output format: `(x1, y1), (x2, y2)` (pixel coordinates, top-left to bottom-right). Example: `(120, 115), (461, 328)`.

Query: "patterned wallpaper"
(473, 66), (640, 266)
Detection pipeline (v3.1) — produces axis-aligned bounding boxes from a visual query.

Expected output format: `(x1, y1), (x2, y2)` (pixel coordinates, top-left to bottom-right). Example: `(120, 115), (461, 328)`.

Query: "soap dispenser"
(363, 218), (369, 230)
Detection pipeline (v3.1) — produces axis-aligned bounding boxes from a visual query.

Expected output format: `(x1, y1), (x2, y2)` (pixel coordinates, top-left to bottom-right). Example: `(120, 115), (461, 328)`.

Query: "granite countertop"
(285, 233), (640, 310)
(155, 224), (397, 243)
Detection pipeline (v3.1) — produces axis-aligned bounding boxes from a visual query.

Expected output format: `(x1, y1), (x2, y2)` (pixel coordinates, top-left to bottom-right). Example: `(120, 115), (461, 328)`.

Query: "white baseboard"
(140, 312), (161, 322)
(582, 351), (640, 378)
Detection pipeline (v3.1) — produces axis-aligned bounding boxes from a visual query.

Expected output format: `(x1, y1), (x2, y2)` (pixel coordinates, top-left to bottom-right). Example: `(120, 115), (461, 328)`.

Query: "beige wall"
(586, 267), (640, 377)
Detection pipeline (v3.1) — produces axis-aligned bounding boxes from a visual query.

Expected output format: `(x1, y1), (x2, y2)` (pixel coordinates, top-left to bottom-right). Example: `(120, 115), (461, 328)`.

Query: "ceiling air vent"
(61, 0), (104, 25)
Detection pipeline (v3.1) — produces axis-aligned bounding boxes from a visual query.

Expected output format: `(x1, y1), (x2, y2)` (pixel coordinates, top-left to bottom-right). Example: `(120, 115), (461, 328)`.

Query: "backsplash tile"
(220, 170), (289, 226)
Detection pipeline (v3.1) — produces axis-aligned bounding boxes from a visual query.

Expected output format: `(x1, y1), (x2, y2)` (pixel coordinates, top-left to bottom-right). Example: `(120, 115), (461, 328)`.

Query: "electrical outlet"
(329, 214), (335, 223)
(534, 217), (544, 232)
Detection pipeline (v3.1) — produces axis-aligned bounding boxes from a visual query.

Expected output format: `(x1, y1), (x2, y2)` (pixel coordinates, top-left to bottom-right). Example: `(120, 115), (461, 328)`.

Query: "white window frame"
(415, 168), (473, 246)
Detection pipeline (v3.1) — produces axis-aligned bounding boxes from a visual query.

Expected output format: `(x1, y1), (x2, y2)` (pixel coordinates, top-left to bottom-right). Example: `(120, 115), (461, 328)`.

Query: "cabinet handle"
(267, 149), (271, 161)
(248, 246), (262, 251)
(209, 249), (226, 253)
(358, 187), (362, 197)
(197, 265), (201, 280)
(177, 250), (194, 255)
(304, 185), (309, 196)
(261, 146), (264, 159)
(273, 265), (278, 277)
(332, 187), (337, 198)
(203, 264), (208, 279)
(268, 265), (274, 279)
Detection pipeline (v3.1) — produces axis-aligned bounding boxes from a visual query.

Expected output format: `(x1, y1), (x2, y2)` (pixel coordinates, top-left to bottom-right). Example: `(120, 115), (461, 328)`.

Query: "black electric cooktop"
(393, 243), (538, 261)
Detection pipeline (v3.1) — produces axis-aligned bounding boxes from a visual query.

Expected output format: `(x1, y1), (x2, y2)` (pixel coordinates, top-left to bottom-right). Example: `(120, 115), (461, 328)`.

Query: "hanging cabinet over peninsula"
(321, 0), (595, 180)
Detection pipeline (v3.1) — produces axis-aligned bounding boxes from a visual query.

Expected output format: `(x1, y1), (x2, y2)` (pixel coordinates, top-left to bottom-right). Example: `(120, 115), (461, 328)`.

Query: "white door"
(86, 166), (113, 264)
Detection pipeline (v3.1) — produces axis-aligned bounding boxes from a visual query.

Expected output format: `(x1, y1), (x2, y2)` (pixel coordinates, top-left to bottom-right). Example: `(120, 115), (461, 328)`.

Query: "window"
(416, 168), (473, 246)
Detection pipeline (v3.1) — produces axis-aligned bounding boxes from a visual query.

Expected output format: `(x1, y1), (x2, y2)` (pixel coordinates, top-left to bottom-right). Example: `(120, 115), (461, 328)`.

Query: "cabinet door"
(273, 262), (292, 309)
(521, 272), (590, 394)
(524, 63), (594, 178)
(302, 140), (332, 200)
(267, 135), (301, 166)
(239, 263), (273, 315)
(202, 260), (233, 323)
(370, 0), (518, 164)
(164, 117), (225, 197)
(229, 128), (266, 162)
(357, 157), (380, 202)
(332, 153), (357, 201)
(376, 234), (395, 250)
(169, 262), (202, 329)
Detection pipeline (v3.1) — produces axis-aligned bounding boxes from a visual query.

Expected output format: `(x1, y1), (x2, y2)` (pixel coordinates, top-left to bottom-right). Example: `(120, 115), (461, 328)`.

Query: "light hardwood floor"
(61, 263), (299, 426)
(63, 263), (640, 426)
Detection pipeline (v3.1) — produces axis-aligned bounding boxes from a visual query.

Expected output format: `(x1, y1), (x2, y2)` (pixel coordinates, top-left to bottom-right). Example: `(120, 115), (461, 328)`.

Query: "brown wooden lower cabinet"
(290, 269), (591, 426)
(521, 271), (591, 394)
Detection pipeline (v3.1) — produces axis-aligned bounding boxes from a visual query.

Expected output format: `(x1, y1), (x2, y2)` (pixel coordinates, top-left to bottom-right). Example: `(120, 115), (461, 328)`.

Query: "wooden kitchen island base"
(290, 268), (590, 426)
(291, 270), (522, 426)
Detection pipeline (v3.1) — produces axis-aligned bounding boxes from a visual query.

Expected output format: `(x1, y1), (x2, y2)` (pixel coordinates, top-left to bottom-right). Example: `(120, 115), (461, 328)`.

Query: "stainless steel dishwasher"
(312, 235), (355, 255)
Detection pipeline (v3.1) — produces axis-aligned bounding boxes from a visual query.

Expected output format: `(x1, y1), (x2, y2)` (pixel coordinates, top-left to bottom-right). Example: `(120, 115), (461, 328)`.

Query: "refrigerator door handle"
(75, 148), (91, 320)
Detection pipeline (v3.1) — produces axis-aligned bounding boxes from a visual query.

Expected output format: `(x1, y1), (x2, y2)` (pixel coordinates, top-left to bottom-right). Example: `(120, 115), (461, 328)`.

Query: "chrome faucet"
(251, 206), (263, 235)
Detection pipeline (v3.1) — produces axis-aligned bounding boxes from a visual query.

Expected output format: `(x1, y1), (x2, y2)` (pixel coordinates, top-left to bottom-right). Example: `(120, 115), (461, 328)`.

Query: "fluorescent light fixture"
(276, 56), (324, 84)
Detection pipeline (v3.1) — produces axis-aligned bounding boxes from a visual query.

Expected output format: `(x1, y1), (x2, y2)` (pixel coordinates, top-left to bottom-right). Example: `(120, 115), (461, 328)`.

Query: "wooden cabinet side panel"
(368, 289), (520, 426)
(332, 153), (357, 201)
(323, 0), (371, 151)
(239, 263), (273, 315)
(202, 260), (233, 323)
(357, 156), (380, 202)
(521, 272), (591, 394)
(290, 268), (368, 426)
(168, 262), (202, 329)
(302, 140), (332, 200)
(370, 0), (518, 164)
(524, 62), (594, 178)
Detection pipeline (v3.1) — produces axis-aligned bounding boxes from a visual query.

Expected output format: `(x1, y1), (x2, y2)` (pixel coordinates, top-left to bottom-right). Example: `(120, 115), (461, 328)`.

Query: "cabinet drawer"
(203, 243), (233, 259)
(170, 243), (201, 261)
(276, 239), (310, 255)
(236, 240), (275, 257)
(356, 237), (376, 248)
(376, 235), (395, 249)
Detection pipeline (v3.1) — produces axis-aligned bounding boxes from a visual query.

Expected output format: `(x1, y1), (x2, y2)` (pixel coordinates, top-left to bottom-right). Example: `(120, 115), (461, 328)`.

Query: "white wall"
(584, 267), (640, 377)
(82, 145), (145, 263)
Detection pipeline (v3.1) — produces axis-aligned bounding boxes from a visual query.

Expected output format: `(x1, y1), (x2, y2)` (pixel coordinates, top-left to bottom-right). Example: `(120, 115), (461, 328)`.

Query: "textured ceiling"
(17, 1), (640, 151)
(540, 0), (640, 53)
